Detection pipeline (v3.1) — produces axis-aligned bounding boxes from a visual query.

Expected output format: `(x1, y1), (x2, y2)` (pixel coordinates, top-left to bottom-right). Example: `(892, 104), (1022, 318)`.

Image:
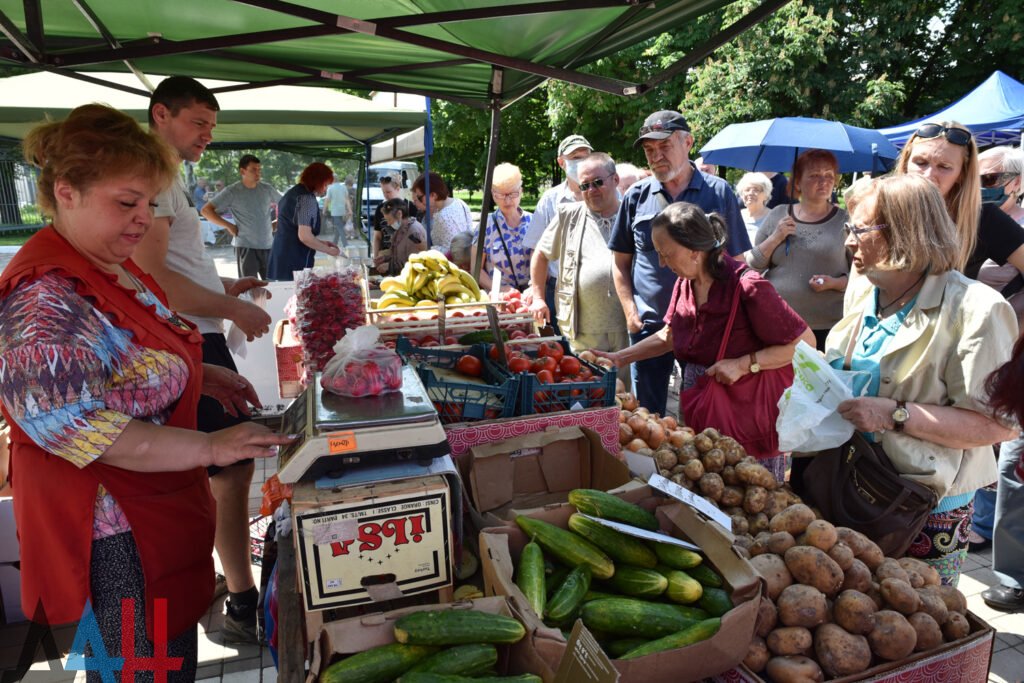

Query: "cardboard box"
(479, 486), (762, 683)
(306, 595), (534, 683)
(712, 611), (994, 683)
(444, 405), (621, 461)
(464, 426), (633, 530)
(291, 474), (453, 612)
(273, 319), (304, 399)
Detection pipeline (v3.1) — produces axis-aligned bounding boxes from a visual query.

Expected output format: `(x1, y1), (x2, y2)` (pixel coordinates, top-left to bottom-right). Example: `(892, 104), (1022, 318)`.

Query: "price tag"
(326, 431), (358, 454)
(649, 473), (733, 531)
(553, 619), (620, 683)
(581, 514), (700, 552)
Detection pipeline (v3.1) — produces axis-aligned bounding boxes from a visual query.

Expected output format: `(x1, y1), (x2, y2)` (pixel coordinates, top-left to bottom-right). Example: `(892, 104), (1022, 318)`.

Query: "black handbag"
(800, 313), (938, 557)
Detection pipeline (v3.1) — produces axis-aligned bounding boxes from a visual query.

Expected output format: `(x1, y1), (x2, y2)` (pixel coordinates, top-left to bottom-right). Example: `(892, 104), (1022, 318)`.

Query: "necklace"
(878, 271), (927, 314)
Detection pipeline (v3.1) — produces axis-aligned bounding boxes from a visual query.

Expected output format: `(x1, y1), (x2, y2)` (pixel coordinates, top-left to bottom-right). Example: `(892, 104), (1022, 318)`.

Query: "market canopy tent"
(0, 71), (426, 151)
(879, 70), (1024, 148)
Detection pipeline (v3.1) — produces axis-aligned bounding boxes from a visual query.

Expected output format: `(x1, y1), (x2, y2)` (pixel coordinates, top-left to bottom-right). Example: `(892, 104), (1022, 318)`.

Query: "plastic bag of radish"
(293, 266), (365, 373)
(320, 325), (403, 397)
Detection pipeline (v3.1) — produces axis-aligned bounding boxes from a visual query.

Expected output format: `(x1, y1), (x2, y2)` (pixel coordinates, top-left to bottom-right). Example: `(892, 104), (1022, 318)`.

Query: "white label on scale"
(648, 473), (733, 530)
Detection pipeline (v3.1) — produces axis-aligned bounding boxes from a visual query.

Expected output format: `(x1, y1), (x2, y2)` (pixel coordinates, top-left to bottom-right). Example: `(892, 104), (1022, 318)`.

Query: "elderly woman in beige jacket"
(823, 174), (1017, 585)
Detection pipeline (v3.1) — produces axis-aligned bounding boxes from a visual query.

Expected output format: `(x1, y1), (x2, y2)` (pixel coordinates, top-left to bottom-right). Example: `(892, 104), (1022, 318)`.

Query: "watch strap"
(893, 400), (908, 432)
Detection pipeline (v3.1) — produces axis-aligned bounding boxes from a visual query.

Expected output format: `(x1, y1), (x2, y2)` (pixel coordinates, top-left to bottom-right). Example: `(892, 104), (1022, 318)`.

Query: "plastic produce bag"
(776, 341), (868, 452)
(293, 265), (365, 374)
(320, 325), (403, 397)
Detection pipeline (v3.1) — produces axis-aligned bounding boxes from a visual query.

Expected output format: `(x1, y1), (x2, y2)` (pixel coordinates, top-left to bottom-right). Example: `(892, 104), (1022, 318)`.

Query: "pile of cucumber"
(319, 609), (539, 683)
(514, 489), (729, 659)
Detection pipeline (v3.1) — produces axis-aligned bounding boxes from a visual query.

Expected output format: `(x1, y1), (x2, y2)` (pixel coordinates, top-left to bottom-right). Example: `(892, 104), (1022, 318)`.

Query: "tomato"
(577, 367), (593, 381)
(509, 330), (527, 340)
(508, 357), (531, 374)
(420, 335), (438, 345)
(444, 336), (459, 345)
(589, 387), (606, 401)
(559, 356), (581, 376)
(450, 311), (465, 318)
(526, 333), (540, 339)
(536, 369), (555, 385)
(537, 341), (564, 362)
(456, 355), (483, 377)
(530, 356), (557, 374)
(392, 316), (406, 323)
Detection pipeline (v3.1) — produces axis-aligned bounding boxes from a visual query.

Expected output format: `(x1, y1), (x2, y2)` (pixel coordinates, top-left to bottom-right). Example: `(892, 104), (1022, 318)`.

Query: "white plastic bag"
(776, 341), (868, 452)
(320, 325), (403, 397)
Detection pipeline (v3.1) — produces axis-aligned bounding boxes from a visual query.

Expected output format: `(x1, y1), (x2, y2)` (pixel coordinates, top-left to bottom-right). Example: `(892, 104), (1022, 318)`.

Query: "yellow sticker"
(327, 431), (358, 454)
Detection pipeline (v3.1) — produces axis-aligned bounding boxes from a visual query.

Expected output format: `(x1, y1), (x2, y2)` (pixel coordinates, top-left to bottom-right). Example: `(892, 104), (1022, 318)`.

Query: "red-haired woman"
(268, 162), (339, 280)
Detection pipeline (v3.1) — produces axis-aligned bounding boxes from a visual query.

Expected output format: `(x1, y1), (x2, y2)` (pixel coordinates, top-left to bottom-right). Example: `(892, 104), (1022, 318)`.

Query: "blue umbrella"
(699, 116), (899, 174)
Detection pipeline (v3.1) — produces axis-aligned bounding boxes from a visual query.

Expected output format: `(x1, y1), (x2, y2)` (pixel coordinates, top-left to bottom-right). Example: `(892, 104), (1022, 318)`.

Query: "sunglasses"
(914, 123), (972, 146)
(981, 172), (1016, 188)
(579, 175), (612, 192)
(843, 222), (888, 242)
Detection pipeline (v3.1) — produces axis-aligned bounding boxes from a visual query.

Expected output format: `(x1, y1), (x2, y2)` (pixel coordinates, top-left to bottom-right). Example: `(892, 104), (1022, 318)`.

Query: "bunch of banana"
(374, 250), (489, 309)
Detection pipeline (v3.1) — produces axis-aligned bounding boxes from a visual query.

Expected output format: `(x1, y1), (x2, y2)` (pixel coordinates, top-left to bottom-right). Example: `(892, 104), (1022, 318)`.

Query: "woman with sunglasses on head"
(746, 149), (850, 351)
(471, 163), (533, 292)
(411, 172), (473, 257)
(895, 122), (1024, 280)
(821, 174), (1017, 586)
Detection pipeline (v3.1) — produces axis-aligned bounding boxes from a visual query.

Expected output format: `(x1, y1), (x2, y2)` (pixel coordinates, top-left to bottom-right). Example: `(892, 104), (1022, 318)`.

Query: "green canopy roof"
(0, 0), (780, 106)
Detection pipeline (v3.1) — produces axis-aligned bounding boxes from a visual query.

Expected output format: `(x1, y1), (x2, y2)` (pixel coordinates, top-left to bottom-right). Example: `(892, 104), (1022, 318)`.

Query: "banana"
(410, 271), (430, 294)
(457, 269), (481, 297)
(415, 299), (438, 308)
(445, 295), (462, 305)
(410, 261), (427, 273)
(379, 276), (406, 293)
(377, 295), (415, 309)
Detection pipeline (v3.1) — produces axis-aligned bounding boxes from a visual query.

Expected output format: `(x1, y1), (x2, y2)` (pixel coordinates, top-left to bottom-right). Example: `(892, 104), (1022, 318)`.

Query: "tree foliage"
(191, 148), (361, 193)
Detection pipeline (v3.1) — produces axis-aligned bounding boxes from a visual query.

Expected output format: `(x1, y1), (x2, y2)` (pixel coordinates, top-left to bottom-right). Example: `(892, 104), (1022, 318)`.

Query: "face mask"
(388, 219), (402, 230)
(981, 185), (1007, 205)
(565, 158), (581, 183)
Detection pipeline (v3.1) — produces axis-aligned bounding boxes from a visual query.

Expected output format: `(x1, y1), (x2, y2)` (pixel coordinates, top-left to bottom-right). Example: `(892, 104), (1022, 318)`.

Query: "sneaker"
(981, 585), (1024, 612)
(212, 573), (229, 603)
(222, 599), (262, 645)
(967, 531), (992, 553)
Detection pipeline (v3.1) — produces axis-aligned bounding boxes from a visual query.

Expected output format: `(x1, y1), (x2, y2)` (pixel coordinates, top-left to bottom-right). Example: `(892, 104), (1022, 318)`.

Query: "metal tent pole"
(472, 67), (503, 282)
(424, 96), (434, 245)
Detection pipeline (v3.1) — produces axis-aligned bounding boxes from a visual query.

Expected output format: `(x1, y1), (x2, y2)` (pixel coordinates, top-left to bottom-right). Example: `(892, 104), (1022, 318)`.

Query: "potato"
(768, 531), (797, 556)
(736, 461), (779, 489)
(694, 433), (714, 453)
(855, 539), (885, 571)
(869, 610), (917, 661)
(755, 595), (779, 638)
(744, 636), (771, 673)
(698, 472), (725, 501)
(898, 557), (941, 587)
(721, 465), (738, 486)
(814, 623), (872, 677)
(875, 558), (911, 584)
(770, 504), (817, 536)
(908, 612), (943, 651)
(678, 443), (700, 463)
(763, 490), (793, 519)
(659, 468), (672, 478)
(936, 585), (968, 615)
(654, 448), (678, 470)
(751, 553), (794, 601)
(702, 427), (723, 440)
(720, 485), (745, 508)
(865, 581), (885, 610)
(765, 655), (824, 683)
(748, 512), (771, 535)
(744, 486), (769, 514)
(905, 569), (925, 589)
(670, 472), (688, 486)
(833, 589), (877, 635)
(670, 463), (686, 475)
(834, 527), (872, 556)
(767, 626), (813, 655)
(784, 546), (845, 597)
(880, 578), (921, 615)
(841, 559), (873, 593)
(827, 542), (855, 571)
(683, 458), (705, 481)
(915, 588), (949, 624)
(731, 514), (750, 536)
(701, 448), (726, 473)
(801, 520), (838, 552)
(735, 534), (754, 551)
(777, 584), (828, 628)
(942, 611), (970, 641)
(718, 436), (746, 465)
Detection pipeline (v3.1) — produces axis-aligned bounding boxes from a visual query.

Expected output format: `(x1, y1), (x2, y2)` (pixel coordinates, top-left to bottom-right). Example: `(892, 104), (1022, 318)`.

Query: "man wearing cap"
(608, 110), (749, 415)
(523, 134), (594, 333)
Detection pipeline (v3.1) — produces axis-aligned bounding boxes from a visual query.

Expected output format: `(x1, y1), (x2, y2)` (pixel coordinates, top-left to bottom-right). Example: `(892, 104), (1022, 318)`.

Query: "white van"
(359, 161), (420, 223)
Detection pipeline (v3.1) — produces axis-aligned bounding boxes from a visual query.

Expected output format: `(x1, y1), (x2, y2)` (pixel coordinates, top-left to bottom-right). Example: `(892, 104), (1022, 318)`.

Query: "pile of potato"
(745, 506), (971, 682)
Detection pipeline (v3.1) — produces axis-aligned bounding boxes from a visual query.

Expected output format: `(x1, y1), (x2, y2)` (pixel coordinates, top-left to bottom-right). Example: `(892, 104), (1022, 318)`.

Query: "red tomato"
(488, 344), (500, 360)
(589, 387), (606, 401)
(538, 341), (564, 363)
(392, 316), (406, 323)
(536, 369), (555, 385)
(508, 357), (531, 374)
(456, 355), (483, 377)
(526, 333), (540, 339)
(559, 356), (582, 376)
(420, 335), (438, 345)
(444, 336), (459, 345)
(577, 367), (593, 381)
(530, 356), (557, 374)
(510, 330), (528, 340)
(450, 311), (465, 318)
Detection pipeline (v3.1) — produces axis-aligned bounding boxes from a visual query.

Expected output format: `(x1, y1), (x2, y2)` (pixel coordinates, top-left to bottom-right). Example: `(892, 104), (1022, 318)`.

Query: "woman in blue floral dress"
(474, 163), (533, 292)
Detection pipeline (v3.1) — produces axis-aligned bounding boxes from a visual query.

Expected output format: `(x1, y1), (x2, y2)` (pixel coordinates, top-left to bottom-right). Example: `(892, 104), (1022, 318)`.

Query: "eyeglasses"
(579, 175), (612, 192)
(981, 172), (1016, 188)
(843, 222), (888, 242)
(914, 123), (972, 146)
(413, 193), (425, 202)
(492, 190), (521, 200)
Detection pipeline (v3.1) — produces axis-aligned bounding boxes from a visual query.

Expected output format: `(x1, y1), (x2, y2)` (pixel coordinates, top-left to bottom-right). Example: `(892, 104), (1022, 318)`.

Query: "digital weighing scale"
(277, 364), (449, 483)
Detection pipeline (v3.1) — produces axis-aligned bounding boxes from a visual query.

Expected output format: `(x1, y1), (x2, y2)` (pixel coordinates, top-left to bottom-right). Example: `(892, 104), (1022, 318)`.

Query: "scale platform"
(277, 364), (449, 483)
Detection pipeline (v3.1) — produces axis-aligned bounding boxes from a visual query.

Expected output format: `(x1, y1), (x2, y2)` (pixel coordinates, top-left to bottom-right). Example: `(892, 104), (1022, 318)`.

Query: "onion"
(619, 423), (634, 446)
(619, 393), (639, 411)
(660, 415), (678, 431)
(615, 378), (627, 394)
(635, 406), (650, 420)
(619, 409), (631, 424)
(668, 429), (691, 448)
(626, 438), (649, 453)
(646, 422), (666, 449)
(627, 414), (649, 440)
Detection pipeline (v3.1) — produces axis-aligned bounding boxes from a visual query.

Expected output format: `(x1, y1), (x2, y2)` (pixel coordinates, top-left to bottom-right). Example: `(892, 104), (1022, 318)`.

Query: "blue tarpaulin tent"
(879, 71), (1024, 148)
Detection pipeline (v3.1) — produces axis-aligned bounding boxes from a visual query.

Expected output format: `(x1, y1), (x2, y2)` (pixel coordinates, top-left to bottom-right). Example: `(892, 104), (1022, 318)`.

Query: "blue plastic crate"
(508, 337), (618, 415)
(396, 337), (520, 424)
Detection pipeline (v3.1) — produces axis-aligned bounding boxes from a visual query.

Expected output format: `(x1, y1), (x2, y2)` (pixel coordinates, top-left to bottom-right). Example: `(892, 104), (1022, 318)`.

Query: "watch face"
(750, 363), (761, 373)
(893, 407), (910, 423)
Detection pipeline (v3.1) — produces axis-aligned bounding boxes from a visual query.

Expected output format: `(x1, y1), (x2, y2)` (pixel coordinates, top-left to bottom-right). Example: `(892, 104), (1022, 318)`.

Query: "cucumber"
(399, 674), (542, 683)
(405, 644), (498, 676)
(583, 590), (621, 603)
(687, 563), (724, 588)
(652, 565), (703, 604)
(568, 489), (659, 531)
(580, 598), (702, 639)
(605, 638), (650, 658)
(567, 513), (658, 568)
(619, 618), (721, 660)
(653, 542), (703, 570)
(516, 541), (546, 617)
(698, 587), (733, 617)
(670, 604), (710, 621)
(545, 565), (571, 597)
(546, 565), (592, 622)
(394, 610), (526, 646)
(320, 643), (438, 683)
(460, 330), (509, 345)
(606, 566), (668, 598)
(515, 516), (614, 579)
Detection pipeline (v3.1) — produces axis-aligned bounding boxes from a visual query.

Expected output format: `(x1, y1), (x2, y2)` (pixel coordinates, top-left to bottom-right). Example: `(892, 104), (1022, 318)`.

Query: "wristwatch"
(892, 400), (910, 432)
(748, 352), (761, 374)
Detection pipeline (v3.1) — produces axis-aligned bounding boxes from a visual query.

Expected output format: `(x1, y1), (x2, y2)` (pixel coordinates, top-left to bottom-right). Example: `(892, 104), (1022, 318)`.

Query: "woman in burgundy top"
(595, 202), (813, 477)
